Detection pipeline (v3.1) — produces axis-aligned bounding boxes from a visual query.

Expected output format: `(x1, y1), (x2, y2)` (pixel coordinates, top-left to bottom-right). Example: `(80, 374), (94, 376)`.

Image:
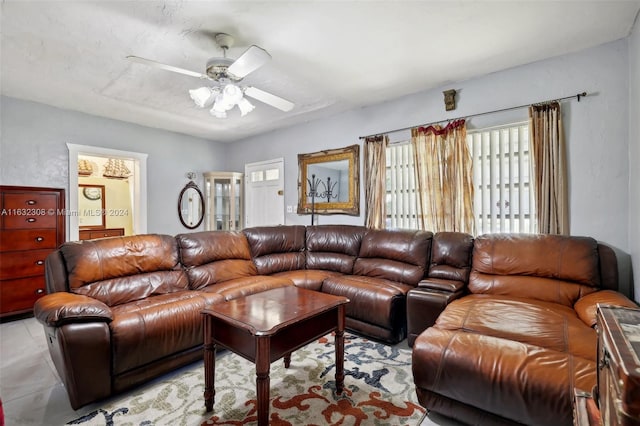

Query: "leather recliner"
(410, 233), (638, 426)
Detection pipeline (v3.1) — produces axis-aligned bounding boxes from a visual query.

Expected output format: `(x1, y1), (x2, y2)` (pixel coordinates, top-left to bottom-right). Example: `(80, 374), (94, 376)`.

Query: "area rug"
(65, 333), (426, 426)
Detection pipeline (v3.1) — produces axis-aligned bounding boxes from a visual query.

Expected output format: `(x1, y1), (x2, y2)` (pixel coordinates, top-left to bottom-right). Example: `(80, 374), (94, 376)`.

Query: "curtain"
(529, 102), (569, 235)
(411, 120), (475, 233)
(364, 135), (388, 229)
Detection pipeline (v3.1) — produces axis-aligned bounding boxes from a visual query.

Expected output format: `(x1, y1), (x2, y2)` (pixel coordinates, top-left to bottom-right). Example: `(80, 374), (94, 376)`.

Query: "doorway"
(244, 158), (285, 227)
(67, 144), (148, 241)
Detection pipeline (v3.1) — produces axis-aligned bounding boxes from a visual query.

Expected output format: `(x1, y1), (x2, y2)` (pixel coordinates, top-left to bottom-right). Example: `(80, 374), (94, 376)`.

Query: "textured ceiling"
(2, 1), (639, 142)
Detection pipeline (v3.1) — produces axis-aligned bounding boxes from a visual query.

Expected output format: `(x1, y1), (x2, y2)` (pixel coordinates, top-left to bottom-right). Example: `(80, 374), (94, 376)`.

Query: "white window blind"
(385, 143), (419, 229)
(467, 122), (535, 234)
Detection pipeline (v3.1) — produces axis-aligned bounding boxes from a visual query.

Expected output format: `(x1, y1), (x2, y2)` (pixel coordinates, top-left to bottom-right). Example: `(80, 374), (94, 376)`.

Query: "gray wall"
(0, 96), (227, 236)
(629, 18), (640, 302)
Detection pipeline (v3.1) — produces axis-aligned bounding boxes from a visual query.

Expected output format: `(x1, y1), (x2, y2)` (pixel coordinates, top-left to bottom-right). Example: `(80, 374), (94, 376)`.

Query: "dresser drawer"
(0, 249), (49, 279)
(0, 276), (46, 316)
(2, 211), (57, 229)
(0, 229), (58, 252)
(2, 192), (59, 229)
(79, 228), (125, 240)
(3, 192), (58, 210)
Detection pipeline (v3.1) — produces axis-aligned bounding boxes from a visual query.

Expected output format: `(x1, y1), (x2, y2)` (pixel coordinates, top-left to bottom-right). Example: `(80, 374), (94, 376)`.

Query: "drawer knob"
(35, 260), (44, 266)
(26, 200), (37, 205)
(35, 288), (44, 295)
(26, 218), (36, 223)
(35, 236), (45, 242)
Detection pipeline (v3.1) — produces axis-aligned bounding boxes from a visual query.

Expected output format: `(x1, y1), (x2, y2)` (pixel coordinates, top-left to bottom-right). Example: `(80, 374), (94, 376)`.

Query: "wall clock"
(83, 187), (102, 200)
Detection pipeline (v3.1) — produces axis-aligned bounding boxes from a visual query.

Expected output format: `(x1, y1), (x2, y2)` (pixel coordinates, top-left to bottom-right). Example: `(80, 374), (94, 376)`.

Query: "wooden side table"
(202, 286), (349, 425)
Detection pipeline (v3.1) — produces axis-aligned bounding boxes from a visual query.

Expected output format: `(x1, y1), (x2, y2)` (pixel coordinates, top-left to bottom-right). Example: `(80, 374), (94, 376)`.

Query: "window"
(468, 122), (535, 234)
(385, 143), (419, 229)
(384, 122), (534, 234)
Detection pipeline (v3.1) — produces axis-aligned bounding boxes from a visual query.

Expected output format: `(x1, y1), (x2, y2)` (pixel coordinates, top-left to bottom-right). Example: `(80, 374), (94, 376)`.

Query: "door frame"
(67, 143), (148, 241)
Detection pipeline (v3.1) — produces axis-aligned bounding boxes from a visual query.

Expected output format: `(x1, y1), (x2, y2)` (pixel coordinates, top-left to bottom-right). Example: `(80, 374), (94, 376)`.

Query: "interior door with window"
(245, 158), (284, 227)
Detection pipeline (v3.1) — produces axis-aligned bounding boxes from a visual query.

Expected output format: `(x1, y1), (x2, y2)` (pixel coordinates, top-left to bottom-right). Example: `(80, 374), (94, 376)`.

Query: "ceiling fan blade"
(244, 87), (294, 112)
(126, 55), (209, 79)
(227, 45), (271, 78)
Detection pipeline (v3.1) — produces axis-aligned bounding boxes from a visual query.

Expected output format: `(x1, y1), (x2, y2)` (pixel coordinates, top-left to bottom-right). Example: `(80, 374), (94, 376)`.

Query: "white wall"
(227, 39), (633, 297)
(629, 16), (640, 302)
(0, 96), (227, 236)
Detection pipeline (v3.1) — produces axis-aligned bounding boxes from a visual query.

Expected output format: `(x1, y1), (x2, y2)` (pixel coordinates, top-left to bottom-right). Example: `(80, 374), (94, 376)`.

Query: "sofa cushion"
(200, 276), (293, 301)
(177, 231), (257, 289)
(412, 327), (595, 426)
(428, 232), (473, 282)
(60, 235), (188, 306)
(110, 290), (224, 375)
(305, 225), (366, 273)
(435, 294), (597, 361)
(354, 229), (432, 285)
(272, 269), (343, 291)
(469, 234), (601, 306)
(322, 275), (412, 330)
(243, 225), (306, 274)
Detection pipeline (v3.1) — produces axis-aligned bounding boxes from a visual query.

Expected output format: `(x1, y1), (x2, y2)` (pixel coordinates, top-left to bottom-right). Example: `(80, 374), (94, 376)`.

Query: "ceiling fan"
(126, 33), (294, 118)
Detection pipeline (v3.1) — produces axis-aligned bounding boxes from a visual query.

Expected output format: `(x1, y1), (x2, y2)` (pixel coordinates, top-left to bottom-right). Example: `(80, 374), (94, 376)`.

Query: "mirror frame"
(78, 184), (106, 230)
(297, 144), (360, 216)
(178, 181), (205, 229)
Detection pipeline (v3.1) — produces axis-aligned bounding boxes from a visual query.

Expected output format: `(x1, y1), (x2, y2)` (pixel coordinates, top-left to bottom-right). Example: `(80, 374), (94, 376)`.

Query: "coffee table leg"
(203, 314), (216, 412)
(335, 304), (345, 394)
(256, 336), (271, 426)
(284, 353), (291, 368)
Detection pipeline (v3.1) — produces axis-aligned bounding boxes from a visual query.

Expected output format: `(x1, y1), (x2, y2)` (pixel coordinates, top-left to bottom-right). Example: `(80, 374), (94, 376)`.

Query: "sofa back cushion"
(60, 234), (188, 306)
(177, 231), (257, 290)
(469, 233), (601, 305)
(305, 225), (366, 273)
(243, 226), (306, 274)
(428, 232), (474, 283)
(354, 229), (433, 285)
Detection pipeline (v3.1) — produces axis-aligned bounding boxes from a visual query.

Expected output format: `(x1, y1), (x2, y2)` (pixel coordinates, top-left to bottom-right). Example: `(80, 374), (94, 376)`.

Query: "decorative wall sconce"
(443, 89), (457, 111)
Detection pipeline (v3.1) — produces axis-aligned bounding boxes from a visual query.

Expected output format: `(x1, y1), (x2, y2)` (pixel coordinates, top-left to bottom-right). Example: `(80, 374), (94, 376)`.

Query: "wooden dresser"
(79, 227), (124, 240)
(0, 185), (65, 318)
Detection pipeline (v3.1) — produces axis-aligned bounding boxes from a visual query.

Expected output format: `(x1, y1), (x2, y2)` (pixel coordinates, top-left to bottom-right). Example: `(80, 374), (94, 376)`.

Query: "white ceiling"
(2, 1), (639, 143)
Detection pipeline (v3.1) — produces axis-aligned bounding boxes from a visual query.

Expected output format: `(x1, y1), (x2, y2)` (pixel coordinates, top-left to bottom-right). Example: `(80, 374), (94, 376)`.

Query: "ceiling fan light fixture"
(238, 97), (255, 117)
(189, 87), (215, 108)
(222, 84), (243, 105)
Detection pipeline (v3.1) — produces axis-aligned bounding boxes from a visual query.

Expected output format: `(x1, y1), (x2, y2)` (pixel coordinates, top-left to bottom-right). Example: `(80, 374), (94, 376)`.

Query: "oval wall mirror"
(178, 181), (205, 229)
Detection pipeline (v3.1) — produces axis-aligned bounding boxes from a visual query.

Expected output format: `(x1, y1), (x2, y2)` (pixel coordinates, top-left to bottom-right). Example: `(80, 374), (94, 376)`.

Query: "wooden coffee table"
(202, 286), (349, 425)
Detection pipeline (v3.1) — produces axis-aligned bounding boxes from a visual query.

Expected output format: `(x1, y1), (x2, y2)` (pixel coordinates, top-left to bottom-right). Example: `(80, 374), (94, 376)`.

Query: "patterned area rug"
(66, 333), (425, 425)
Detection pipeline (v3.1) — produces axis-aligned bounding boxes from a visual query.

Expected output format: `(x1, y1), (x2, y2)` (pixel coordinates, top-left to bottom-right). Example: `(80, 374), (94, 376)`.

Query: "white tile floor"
(0, 316), (462, 426)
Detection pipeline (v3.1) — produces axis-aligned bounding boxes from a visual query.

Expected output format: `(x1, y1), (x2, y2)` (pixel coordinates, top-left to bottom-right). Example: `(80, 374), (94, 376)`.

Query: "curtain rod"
(358, 91), (587, 140)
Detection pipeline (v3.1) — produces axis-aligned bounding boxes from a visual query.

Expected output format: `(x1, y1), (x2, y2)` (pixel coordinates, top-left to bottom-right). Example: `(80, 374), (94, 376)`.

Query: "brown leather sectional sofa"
(410, 233), (638, 426)
(34, 225), (432, 409)
(33, 225), (637, 425)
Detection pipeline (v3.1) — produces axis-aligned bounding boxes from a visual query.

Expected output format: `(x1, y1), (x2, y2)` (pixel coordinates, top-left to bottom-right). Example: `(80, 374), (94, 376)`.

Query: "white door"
(245, 158), (285, 227)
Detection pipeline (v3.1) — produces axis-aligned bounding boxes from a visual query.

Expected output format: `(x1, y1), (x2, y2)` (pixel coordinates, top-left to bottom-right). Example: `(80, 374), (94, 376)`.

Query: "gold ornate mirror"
(297, 144), (360, 217)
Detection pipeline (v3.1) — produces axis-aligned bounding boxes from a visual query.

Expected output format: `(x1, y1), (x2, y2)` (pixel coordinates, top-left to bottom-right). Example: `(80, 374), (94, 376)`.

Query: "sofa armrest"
(34, 292), (113, 327)
(407, 286), (465, 347)
(418, 278), (465, 293)
(574, 290), (638, 327)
